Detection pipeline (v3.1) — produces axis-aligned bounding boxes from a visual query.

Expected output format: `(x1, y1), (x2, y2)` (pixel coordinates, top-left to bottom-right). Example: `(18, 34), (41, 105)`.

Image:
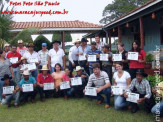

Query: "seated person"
(124, 69), (155, 113)
(19, 70), (37, 103)
(83, 63), (111, 109)
(113, 62), (131, 110)
(68, 66), (88, 98)
(1, 74), (20, 108)
(62, 67), (74, 100)
(151, 81), (163, 119)
(37, 65), (54, 102)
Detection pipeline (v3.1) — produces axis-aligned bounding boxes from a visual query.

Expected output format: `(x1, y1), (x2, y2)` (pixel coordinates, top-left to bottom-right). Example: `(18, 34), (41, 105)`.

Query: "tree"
(100, 0), (149, 24)
(52, 32), (72, 43)
(33, 35), (51, 52)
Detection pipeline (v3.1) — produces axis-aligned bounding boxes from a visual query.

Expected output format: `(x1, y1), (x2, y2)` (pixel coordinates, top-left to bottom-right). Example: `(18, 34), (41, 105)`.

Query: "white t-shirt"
(113, 71), (131, 90)
(23, 51), (40, 64)
(48, 48), (65, 67)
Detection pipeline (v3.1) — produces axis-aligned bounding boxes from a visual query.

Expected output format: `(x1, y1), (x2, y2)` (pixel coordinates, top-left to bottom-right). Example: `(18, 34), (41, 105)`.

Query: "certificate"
(29, 57), (38, 63)
(3, 86), (14, 94)
(87, 55), (96, 62)
(9, 57), (18, 64)
(79, 54), (86, 61)
(85, 87), (97, 96)
(60, 81), (70, 90)
(113, 54), (122, 61)
(111, 86), (123, 95)
(27, 63), (36, 70)
(128, 52), (138, 61)
(126, 93), (139, 103)
(22, 84), (33, 92)
(19, 50), (26, 56)
(43, 83), (54, 90)
(100, 54), (108, 61)
(71, 77), (82, 86)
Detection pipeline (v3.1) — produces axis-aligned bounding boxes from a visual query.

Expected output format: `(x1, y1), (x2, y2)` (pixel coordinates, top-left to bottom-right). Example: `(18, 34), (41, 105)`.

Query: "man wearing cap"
(3, 43), (10, 58)
(19, 70), (37, 103)
(68, 39), (80, 74)
(68, 66), (89, 98)
(124, 69), (155, 113)
(37, 65), (54, 102)
(95, 35), (106, 52)
(48, 40), (65, 72)
(7, 45), (22, 83)
(38, 43), (49, 70)
(86, 41), (101, 74)
(1, 74), (20, 107)
(23, 43), (40, 80)
(17, 40), (27, 56)
(77, 38), (91, 75)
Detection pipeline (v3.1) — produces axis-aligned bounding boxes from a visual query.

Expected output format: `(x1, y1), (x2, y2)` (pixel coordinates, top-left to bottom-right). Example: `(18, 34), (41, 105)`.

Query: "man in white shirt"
(23, 43), (40, 80)
(48, 40), (65, 72)
(95, 35), (106, 52)
(68, 39), (80, 74)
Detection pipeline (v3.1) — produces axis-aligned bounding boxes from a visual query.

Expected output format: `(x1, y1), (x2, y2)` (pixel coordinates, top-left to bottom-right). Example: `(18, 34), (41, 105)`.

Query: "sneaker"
(105, 104), (110, 109)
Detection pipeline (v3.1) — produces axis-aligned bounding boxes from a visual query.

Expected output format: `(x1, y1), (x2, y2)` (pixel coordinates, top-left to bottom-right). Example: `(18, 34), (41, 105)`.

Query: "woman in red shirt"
(128, 41), (146, 79)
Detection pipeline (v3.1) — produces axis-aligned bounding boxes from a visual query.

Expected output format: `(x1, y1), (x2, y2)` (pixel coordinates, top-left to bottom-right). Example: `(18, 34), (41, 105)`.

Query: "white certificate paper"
(126, 93), (139, 103)
(29, 57), (38, 63)
(27, 63), (36, 70)
(71, 77), (82, 86)
(113, 54), (122, 61)
(85, 87), (97, 96)
(79, 54), (86, 61)
(43, 83), (54, 90)
(100, 54), (108, 61)
(9, 57), (18, 64)
(3, 86), (14, 94)
(22, 84), (33, 92)
(60, 81), (70, 90)
(128, 52), (138, 61)
(19, 50), (26, 56)
(111, 86), (123, 95)
(87, 55), (96, 62)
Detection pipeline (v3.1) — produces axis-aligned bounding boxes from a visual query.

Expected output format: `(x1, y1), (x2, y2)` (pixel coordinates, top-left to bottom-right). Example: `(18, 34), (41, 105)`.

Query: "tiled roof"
(11, 20), (102, 29)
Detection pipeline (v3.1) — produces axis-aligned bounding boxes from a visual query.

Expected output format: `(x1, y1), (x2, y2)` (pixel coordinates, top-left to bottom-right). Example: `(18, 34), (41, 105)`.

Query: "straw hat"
(21, 57), (26, 61)
(40, 65), (49, 71)
(73, 39), (81, 44)
(18, 40), (23, 44)
(23, 70), (30, 75)
(75, 66), (84, 72)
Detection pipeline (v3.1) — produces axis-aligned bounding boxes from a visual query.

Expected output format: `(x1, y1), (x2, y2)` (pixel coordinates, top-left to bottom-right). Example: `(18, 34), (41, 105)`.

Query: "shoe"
(64, 96), (68, 100)
(7, 104), (11, 108)
(128, 106), (132, 110)
(131, 106), (139, 113)
(41, 99), (45, 102)
(105, 104), (110, 109)
(96, 99), (104, 105)
(14, 105), (19, 108)
(31, 99), (36, 103)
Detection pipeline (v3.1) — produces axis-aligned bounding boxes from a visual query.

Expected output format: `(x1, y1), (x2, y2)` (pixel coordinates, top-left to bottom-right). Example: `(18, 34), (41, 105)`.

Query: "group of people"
(0, 37), (162, 117)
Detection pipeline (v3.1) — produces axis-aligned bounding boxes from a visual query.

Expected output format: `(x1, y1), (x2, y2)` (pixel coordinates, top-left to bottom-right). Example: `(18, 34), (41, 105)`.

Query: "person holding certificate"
(37, 65), (54, 102)
(101, 45), (113, 84)
(16, 40), (27, 56)
(113, 62), (131, 110)
(19, 57), (28, 74)
(1, 74), (20, 108)
(7, 45), (22, 83)
(19, 70), (37, 103)
(23, 43), (40, 80)
(124, 69), (155, 113)
(128, 41), (146, 80)
(77, 38), (91, 75)
(84, 63), (111, 109)
(52, 63), (65, 98)
(86, 41), (101, 74)
(95, 35), (106, 52)
(0, 50), (14, 102)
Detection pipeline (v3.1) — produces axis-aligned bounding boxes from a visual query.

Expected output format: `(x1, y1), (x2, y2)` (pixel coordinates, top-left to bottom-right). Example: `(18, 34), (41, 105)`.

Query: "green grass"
(0, 97), (155, 122)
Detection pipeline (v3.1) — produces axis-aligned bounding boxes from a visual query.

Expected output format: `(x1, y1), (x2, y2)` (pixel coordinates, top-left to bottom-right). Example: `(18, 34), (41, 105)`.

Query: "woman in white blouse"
(113, 62), (131, 110)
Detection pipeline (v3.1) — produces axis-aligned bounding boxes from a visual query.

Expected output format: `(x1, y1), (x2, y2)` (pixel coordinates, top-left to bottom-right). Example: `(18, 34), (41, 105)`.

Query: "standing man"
(7, 45), (21, 83)
(38, 43), (49, 70)
(16, 40), (27, 56)
(84, 63), (111, 109)
(68, 39), (80, 74)
(95, 35), (106, 52)
(3, 43), (10, 58)
(48, 40), (65, 72)
(77, 38), (91, 75)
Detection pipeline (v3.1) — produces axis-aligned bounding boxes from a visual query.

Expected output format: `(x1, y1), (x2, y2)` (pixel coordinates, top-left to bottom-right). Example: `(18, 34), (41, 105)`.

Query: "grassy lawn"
(0, 96), (155, 122)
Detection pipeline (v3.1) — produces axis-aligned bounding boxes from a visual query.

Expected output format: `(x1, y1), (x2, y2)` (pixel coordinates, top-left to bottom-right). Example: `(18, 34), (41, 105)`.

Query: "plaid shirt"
(126, 78), (151, 99)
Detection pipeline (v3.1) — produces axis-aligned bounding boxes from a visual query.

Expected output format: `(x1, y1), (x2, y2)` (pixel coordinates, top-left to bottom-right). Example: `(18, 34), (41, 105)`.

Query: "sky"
(5, 0), (114, 42)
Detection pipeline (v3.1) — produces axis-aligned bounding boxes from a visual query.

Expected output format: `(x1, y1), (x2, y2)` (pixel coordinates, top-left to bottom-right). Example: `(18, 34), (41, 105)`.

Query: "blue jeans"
(97, 87), (111, 105)
(2, 91), (20, 105)
(0, 76), (4, 101)
(13, 67), (21, 83)
(31, 70), (38, 80)
(151, 102), (163, 116)
(114, 95), (129, 110)
(79, 61), (90, 75)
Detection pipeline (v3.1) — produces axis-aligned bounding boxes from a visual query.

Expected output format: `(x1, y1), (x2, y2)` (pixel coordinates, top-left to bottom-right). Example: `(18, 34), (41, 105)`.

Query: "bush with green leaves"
(146, 75), (163, 87)
(146, 53), (154, 63)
